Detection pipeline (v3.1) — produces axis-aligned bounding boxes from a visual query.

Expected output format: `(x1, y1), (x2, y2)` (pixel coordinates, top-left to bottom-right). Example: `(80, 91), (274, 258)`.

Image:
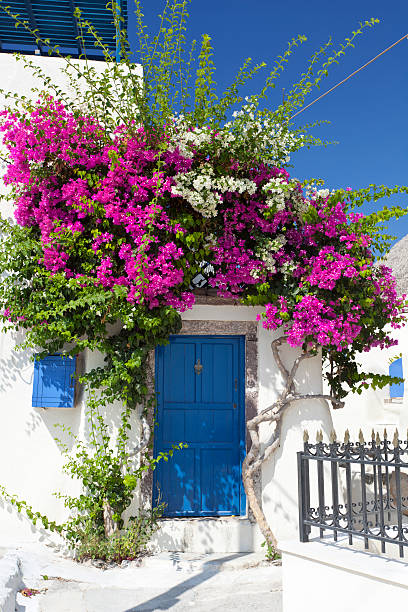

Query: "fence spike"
(359, 429), (365, 444)
(344, 429), (350, 444)
(303, 429), (309, 442)
(330, 429), (337, 443)
(384, 428), (388, 440)
(371, 428), (375, 441)
(393, 428), (399, 448)
(376, 431), (381, 446)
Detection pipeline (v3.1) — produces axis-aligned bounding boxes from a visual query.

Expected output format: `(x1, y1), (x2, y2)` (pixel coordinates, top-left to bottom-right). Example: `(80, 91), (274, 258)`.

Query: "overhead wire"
(290, 33), (408, 121)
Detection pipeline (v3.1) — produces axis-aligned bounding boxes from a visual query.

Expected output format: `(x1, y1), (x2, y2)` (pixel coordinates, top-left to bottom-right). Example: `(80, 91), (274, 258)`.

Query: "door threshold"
(159, 516), (248, 521)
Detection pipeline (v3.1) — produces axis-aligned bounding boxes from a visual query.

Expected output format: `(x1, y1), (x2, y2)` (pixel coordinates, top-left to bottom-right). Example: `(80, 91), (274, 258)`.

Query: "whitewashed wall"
(0, 54), (143, 545)
(0, 300), (329, 547)
(329, 322), (408, 440)
(0, 54), (331, 550)
(281, 538), (408, 612)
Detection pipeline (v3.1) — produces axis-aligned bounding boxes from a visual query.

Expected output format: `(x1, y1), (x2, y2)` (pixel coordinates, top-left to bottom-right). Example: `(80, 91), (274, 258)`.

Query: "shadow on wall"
(28, 407), (83, 453)
(0, 329), (84, 446)
(0, 330), (34, 394)
(262, 483), (295, 533)
(153, 519), (217, 554)
(261, 391), (335, 540)
(0, 496), (66, 550)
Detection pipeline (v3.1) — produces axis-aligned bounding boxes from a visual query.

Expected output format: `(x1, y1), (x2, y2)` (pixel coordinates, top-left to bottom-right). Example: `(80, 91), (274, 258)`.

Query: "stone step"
(149, 517), (264, 554)
(142, 551), (268, 572)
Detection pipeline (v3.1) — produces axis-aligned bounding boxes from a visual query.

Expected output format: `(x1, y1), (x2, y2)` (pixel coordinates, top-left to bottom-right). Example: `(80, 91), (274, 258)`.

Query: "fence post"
(393, 429), (404, 558)
(298, 450), (309, 542)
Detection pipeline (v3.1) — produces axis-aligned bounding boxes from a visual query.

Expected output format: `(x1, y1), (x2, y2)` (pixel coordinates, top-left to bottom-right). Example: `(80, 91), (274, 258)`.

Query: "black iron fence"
(298, 429), (408, 557)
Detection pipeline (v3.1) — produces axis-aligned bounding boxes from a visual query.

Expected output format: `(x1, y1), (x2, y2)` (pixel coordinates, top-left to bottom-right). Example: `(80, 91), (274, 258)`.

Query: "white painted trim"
(280, 537), (408, 587)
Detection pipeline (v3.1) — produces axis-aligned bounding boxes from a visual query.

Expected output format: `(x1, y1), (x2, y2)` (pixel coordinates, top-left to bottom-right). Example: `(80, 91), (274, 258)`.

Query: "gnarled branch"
(242, 336), (342, 551)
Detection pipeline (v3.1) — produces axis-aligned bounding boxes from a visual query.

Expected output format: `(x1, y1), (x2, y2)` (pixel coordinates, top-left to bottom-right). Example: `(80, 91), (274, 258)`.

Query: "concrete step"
(142, 551), (268, 572)
(150, 517), (264, 553)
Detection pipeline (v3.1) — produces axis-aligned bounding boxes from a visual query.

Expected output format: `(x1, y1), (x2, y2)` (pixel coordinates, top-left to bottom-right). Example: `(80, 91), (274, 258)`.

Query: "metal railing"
(298, 429), (408, 557)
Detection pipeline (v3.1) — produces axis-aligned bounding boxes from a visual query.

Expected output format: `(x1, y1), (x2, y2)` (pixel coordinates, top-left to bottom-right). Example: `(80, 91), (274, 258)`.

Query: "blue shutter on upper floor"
(0, 0), (128, 59)
(32, 354), (77, 408)
(389, 357), (404, 398)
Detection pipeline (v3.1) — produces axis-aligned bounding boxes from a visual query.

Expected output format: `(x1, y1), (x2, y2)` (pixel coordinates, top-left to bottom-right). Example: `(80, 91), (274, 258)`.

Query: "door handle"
(194, 359), (203, 375)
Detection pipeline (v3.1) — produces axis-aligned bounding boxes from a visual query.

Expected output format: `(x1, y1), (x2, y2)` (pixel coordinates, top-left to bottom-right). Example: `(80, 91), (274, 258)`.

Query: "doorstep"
(142, 551), (268, 572)
(149, 516), (264, 553)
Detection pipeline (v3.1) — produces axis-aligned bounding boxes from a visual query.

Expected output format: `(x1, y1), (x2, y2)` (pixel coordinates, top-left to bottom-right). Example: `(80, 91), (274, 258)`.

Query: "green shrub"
(75, 505), (165, 563)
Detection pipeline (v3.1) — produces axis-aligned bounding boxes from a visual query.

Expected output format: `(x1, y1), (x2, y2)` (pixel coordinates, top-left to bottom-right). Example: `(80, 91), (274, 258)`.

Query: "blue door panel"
(162, 409), (185, 444)
(185, 409), (233, 443)
(201, 342), (234, 404)
(157, 448), (196, 515)
(200, 449), (240, 514)
(164, 342), (196, 403)
(154, 335), (246, 517)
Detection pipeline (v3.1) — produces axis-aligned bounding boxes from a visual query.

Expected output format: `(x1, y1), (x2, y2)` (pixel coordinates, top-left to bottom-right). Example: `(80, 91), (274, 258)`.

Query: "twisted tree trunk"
(242, 337), (344, 551)
(103, 499), (118, 537)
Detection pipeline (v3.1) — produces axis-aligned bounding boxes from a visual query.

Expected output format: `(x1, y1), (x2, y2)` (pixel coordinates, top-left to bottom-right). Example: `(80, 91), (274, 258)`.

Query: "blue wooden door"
(153, 335), (245, 517)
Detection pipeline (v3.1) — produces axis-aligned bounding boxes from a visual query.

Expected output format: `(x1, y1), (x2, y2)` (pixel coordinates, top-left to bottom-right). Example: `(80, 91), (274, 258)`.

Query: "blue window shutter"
(389, 357), (404, 398)
(32, 354), (77, 408)
(0, 0), (128, 59)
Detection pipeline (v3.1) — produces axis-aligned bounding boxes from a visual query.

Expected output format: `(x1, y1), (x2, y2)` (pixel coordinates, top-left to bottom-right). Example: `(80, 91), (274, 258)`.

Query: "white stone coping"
(280, 537), (408, 589)
(0, 553), (22, 612)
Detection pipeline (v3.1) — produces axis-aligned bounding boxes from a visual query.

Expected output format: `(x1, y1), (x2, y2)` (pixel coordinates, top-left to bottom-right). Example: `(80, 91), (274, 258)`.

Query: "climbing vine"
(0, 0), (407, 553)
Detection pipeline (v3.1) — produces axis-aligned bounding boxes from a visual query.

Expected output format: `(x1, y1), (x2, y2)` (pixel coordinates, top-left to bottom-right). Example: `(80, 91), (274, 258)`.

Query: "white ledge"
(280, 537), (408, 589)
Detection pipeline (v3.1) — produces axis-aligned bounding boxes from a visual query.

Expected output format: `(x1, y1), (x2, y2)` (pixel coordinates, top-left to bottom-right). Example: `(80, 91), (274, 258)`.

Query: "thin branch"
(284, 347), (315, 393)
(271, 337), (292, 390)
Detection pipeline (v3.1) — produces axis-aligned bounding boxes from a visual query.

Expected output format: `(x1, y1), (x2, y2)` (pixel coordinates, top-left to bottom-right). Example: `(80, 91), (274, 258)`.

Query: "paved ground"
(12, 545), (282, 612)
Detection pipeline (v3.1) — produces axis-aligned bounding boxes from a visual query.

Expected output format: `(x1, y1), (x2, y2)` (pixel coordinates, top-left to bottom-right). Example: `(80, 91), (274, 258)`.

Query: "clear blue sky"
(128, 0), (408, 244)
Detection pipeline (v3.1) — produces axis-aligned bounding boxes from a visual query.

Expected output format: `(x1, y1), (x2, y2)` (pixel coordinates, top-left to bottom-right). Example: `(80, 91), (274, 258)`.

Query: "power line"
(290, 33), (408, 121)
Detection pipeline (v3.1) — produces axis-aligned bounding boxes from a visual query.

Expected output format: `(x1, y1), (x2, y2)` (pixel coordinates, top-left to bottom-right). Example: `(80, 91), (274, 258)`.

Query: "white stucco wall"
(0, 53), (143, 112)
(0, 53), (333, 550)
(0, 300), (330, 547)
(281, 538), (408, 611)
(0, 54), (143, 545)
(329, 321), (408, 440)
(0, 334), (142, 545)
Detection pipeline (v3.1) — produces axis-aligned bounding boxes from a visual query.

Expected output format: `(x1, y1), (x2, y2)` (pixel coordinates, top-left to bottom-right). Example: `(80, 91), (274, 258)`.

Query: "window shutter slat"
(32, 354), (77, 408)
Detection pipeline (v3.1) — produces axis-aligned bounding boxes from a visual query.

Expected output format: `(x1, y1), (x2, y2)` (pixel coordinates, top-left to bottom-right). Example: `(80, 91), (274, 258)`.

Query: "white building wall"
(281, 539), (408, 612)
(329, 322), (408, 440)
(0, 54), (332, 550)
(0, 301), (330, 548)
(0, 54), (144, 545)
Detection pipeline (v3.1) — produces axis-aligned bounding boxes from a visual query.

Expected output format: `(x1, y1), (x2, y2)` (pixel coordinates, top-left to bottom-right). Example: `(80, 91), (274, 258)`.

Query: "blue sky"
(128, 0), (408, 245)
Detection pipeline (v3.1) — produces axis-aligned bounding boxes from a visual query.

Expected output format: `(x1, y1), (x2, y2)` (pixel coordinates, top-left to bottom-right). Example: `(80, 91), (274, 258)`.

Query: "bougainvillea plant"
(0, 0), (407, 550)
